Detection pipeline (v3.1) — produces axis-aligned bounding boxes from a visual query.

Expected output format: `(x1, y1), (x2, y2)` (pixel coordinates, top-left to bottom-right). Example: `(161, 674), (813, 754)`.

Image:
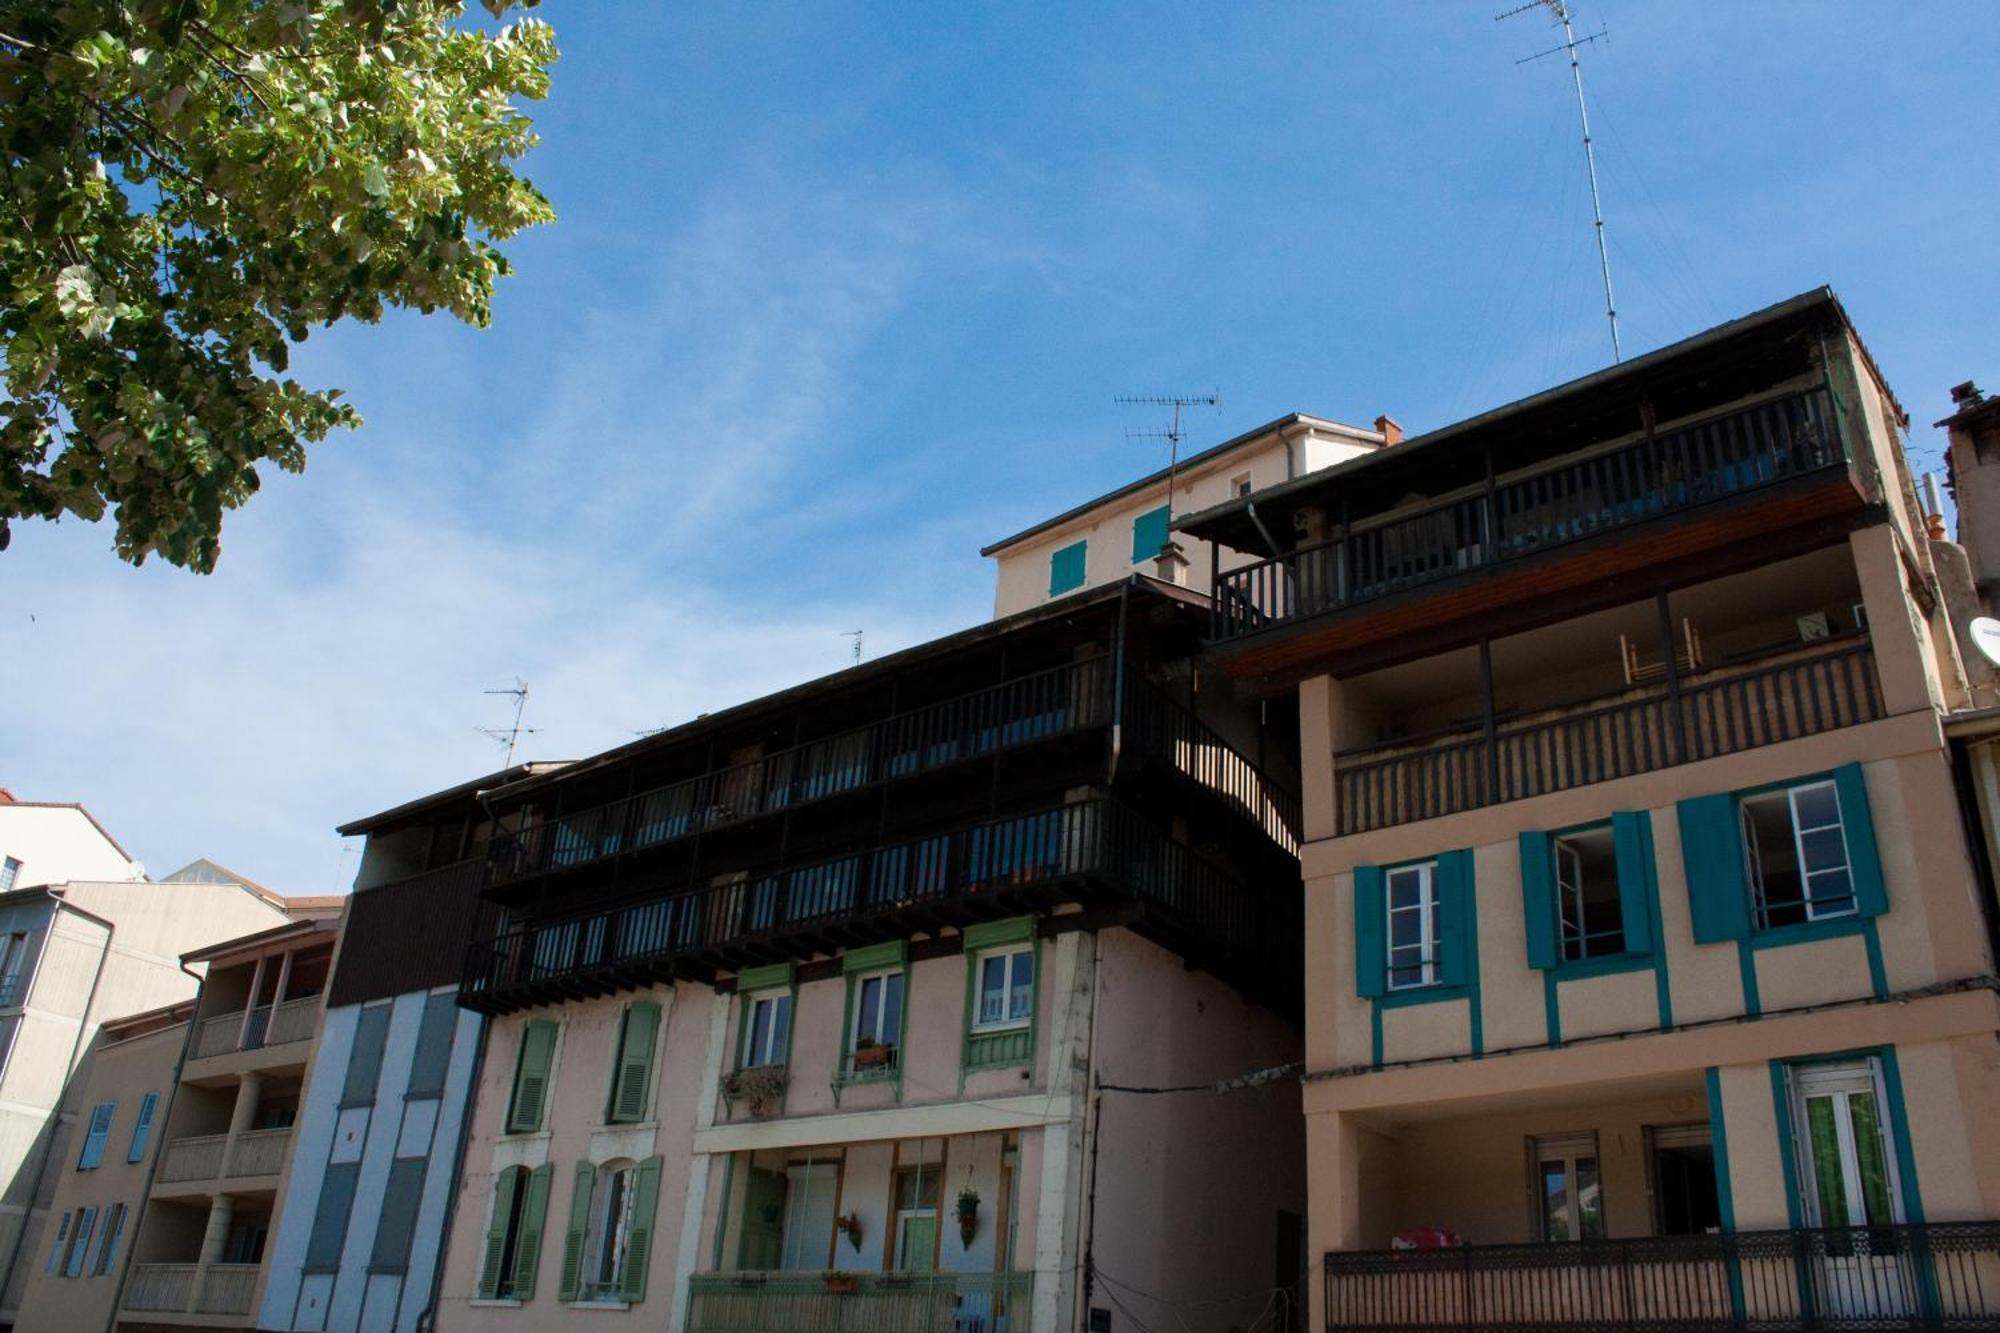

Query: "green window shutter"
(1353, 865), (1386, 998)
(557, 1160), (596, 1303)
(1677, 793), (1752, 943)
(513, 1163), (553, 1300)
(610, 1002), (661, 1123)
(1833, 763), (1889, 917)
(1049, 541), (1087, 596)
(475, 1168), (521, 1300)
(1611, 812), (1657, 954)
(1436, 850), (1476, 988)
(1518, 832), (1559, 970)
(619, 1155), (663, 1303)
(508, 1021), (557, 1133)
(1131, 506), (1170, 564)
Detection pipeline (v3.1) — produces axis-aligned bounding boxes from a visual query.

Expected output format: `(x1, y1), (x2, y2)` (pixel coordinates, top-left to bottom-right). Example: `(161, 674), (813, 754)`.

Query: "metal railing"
(466, 800), (1296, 1013)
(125, 1263), (199, 1312)
(158, 1133), (229, 1184)
(1126, 678), (1301, 852)
(496, 658), (1114, 882)
(687, 1269), (1033, 1333)
(1217, 386), (1847, 640)
(1324, 1222), (2000, 1331)
(1334, 639), (1881, 836)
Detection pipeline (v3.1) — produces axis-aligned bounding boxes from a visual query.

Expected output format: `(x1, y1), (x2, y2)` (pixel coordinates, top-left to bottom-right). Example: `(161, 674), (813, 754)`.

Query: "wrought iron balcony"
(1334, 637), (1880, 836)
(1216, 385), (1848, 643)
(1323, 1222), (2000, 1331)
(463, 799), (1298, 1016)
(687, 1269), (1032, 1333)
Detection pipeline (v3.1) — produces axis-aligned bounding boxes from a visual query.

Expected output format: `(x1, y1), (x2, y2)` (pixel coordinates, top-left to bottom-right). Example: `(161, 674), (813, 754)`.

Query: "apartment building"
(1173, 288), (2000, 1330)
(0, 814), (295, 1323)
(408, 575), (1307, 1333)
(117, 910), (341, 1328)
(12, 1001), (188, 1333)
(256, 770), (537, 1333)
(982, 412), (1391, 618)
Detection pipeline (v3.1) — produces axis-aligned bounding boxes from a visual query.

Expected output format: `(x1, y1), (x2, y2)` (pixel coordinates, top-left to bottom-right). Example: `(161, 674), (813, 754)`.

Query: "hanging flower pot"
(823, 1272), (860, 1295)
(956, 1186), (980, 1246)
(835, 1211), (863, 1249)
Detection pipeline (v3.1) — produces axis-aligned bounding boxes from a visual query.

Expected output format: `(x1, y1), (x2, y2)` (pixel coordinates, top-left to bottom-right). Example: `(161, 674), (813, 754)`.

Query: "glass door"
(1790, 1059), (1909, 1319)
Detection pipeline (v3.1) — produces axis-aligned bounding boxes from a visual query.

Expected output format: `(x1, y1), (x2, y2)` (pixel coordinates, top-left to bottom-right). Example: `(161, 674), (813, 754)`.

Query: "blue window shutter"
(1517, 832), (1558, 970)
(305, 1162), (360, 1271)
(341, 1005), (391, 1108)
(1611, 812), (1656, 955)
(406, 991), (459, 1099)
(44, 1213), (70, 1276)
(1049, 541), (1087, 596)
(369, 1157), (429, 1273)
(1677, 794), (1751, 943)
(127, 1092), (158, 1163)
(77, 1102), (114, 1169)
(1353, 866), (1386, 998)
(1436, 850), (1475, 988)
(1131, 506), (1170, 564)
(1833, 763), (1888, 917)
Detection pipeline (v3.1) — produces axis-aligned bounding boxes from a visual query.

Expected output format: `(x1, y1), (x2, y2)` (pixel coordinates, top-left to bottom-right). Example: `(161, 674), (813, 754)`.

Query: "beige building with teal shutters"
(1175, 288), (2000, 1331)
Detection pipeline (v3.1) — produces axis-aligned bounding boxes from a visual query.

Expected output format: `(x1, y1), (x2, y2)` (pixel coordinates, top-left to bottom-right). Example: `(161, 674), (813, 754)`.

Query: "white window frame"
(892, 1164), (941, 1271)
(1554, 826), (1625, 960)
(1741, 780), (1857, 927)
(741, 991), (791, 1069)
(1231, 472), (1253, 499)
(0, 857), (19, 893)
(1789, 1058), (1906, 1228)
(971, 946), (1034, 1033)
(1532, 1133), (1605, 1243)
(581, 1161), (636, 1303)
(1385, 863), (1439, 991)
(850, 969), (903, 1052)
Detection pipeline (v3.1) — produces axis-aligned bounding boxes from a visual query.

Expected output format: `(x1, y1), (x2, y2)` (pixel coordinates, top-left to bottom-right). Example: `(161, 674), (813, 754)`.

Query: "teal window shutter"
(620, 1155), (663, 1302)
(1353, 866), (1386, 997)
(1517, 832), (1559, 970)
(1049, 541), (1087, 596)
(1677, 793), (1752, 943)
(127, 1091), (158, 1163)
(1436, 850), (1476, 988)
(558, 1161), (596, 1303)
(514, 1163), (553, 1300)
(476, 1169), (521, 1300)
(1131, 506), (1170, 564)
(1833, 763), (1888, 917)
(1610, 812), (1656, 954)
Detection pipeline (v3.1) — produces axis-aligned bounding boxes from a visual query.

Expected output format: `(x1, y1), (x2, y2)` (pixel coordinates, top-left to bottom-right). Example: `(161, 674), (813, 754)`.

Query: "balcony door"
(1789, 1059), (1910, 1319)
(779, 1162), (839, 1271)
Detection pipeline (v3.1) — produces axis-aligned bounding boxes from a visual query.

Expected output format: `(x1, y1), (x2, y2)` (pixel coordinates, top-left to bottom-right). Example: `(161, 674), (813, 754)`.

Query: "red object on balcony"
(1390, 1225), (1462, 1250)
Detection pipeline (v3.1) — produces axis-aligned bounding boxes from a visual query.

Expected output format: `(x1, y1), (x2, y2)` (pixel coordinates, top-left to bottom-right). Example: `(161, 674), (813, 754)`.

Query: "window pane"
(1388, 873), (1421, 909)
(979, 957), (1007, 1025)
(1576, 1156), (1605, 1239)
(1009, 951), (1034, 1020)
(1847, 1092), (1896, 1226)
(857, 977), (881, 1034)
(1792, 783), (1839, 829)
(1389, 909), (1420, 948)
(1804, 868), (1855, 915)
(1539, 1161), (1572, 1241)
(1805, 1096), (1852, 1226)
(770, 995), (791, 1059)
(881, 974), (903, 1044)
(1798, 827), (1847, 872)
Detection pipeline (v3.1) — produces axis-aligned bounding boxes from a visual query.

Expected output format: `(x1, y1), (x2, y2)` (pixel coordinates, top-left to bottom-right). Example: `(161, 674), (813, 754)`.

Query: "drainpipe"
(1244, 500), (1284, 560)
(102, 960), (207, 1333)
(1076, 931), (1106, 1332)
(414, 1008), (491, 1333)
(0, 895), (114, 1315)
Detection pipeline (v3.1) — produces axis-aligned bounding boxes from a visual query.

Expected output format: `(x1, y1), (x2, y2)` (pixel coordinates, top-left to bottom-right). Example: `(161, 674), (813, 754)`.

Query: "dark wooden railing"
(464, 800), (1297, 1014)
(1216, 386), (1846, 640)
(1325, 1222), (2000, 1331)
(1126, 680), (1302, 852)
(1335, 639), (1881, 836)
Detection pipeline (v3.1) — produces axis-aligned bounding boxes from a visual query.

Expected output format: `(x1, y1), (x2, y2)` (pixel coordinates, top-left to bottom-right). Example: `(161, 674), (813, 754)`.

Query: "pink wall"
(1086, 930), (1306, 1333)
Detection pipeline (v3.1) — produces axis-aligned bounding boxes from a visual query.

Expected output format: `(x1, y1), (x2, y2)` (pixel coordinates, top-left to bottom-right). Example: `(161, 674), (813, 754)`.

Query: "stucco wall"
(0, 806), (140, 891)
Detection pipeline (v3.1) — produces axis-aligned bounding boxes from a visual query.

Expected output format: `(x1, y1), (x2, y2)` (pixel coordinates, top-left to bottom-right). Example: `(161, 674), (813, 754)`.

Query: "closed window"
(849, 970), (904, 1074)
(1232, 472), (1253, 498)
(304, 1161), (360, 1273)
(77, 1101), (115, 1169)
(973, 948), (1034, 1031)
(1533, 1134), (1605, 1242)
(0, 930), (30, 1005)
(741, 992), (790, 1069)
(1791, 1059), (1904, 1228)
(1048, 541), (1087, 597)
(1385, 863), (1439, 990)
(1555, 827), (1624, 960)
(341, 1004), (391, 1108)
(893, 1165), (941, 1272)
(779, 1161), (838, 1272)
(507, 1020), (558, 1134)
(405, 990), (459, 1100)
(1741, 780), (1856, 928)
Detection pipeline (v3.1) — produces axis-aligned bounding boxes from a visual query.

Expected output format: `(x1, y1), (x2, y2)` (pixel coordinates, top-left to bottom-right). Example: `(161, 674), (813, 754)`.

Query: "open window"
(1385, 862), (1439, 990)
(1741, 780), (1856, 928)
(1554, 826), (1623, 960)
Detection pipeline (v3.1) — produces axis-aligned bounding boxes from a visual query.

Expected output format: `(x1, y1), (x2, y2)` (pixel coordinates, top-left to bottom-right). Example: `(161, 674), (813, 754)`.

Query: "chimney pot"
(1374, 415), (1405, 446)
(1951, 381), (1983, 406)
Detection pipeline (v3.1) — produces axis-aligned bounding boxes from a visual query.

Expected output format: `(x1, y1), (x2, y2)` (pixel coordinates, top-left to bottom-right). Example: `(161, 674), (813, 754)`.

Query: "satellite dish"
(1971, 617), (2000, 668)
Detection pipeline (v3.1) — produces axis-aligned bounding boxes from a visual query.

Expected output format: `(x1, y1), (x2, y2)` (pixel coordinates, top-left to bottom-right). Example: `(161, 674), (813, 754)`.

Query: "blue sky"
(4, 1), (1996, 894)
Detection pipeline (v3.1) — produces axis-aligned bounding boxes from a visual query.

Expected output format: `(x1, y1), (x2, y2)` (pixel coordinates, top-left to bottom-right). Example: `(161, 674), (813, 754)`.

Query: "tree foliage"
(0, 0), (556, 570)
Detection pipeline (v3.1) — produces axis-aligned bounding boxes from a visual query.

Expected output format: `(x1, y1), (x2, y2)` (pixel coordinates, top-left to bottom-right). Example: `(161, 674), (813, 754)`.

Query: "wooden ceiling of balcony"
(1210, 474), (1879, 686)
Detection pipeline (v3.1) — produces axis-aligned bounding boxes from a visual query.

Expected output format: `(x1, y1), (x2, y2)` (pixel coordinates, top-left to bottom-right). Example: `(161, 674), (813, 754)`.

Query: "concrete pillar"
(198, 1194), (236, 1267)
(1852, 526), (1941, 716)
(1299, 676), (1337, 843)
(228, 1072), (263, 1137)
(1304, 1108), (1366, 1333)
(235, 954), (267, 1050)
(271, 948), (294, 1009)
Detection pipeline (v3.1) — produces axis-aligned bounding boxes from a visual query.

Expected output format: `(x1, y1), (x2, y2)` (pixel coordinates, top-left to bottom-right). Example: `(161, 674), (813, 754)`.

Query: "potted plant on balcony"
(720, 1065), (788, 1118)
(956, 1186), (980, 1246)
(852, 1037), (894, 1070)
(822, 1271), (860, 1295)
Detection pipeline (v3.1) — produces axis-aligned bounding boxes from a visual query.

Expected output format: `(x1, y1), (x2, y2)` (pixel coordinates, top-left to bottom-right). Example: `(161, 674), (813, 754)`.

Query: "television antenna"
(478, 679), (540, 766)
(840, 630), (864, 665)
(1499, 0), (1621, 363)
(1115, 392), (1220, 522)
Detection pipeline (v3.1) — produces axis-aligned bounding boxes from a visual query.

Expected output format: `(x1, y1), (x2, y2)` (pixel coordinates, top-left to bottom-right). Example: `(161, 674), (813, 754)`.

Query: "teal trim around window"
(1678, 793), (1752, 943)
(1736, 943), (1762, 1017)
(1049, 541), (1087, 596)
(1772, 1046), (1929, 1225)
(1529, 813), (1672, 1034)
(1517, 831), (1558, 971)
(1768, 1061), (1805, 1228)
(1739, 915), (1887, 1006)
(1542, 971), (1562, 1048)
(1863, 928), (1888, 999)
(1831, 763), (1889, 918)
(1874, 1046), (1927, 1224)
(1362, 852), (1482, 1061)
(1704, 1069), (1738, 1232)
(1130, 506), (1170, 564)
(1551, 952), (1655, 982)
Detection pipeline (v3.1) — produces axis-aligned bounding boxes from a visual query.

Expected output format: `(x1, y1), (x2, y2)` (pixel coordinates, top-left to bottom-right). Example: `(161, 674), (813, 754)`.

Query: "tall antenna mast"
(840, 630), (864, 665)
(1115, 391), (1221, 522)
(478, 678), (540, 767)
(1500, 0), (1621, 363)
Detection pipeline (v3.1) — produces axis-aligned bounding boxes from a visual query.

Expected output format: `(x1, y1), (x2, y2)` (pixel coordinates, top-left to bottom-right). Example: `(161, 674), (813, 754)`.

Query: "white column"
(235, 955), (267, 1050)
(669, 991), (732, 1333)
(198, 1194), (235, 1267)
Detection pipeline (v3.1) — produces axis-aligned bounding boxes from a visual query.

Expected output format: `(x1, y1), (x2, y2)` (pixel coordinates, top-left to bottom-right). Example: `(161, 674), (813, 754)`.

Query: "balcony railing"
(465, 800), (1296, 1014)
(687, 1270), (1033, 1333)
(1334, 638), (1881, 836)
(226, 1126), (292, 1177)
(1126, 679), (1301, 852)
(495, 658), (1114, 883)
(1324, 1223), (2000, 1331)
(197, 1263), (261, 1315)
(191, 994), (320, 1060)
(158, 1126), (294, 1185)
(125, 1262), (198, 1312)
(159, 1133), (228, 1184)
(1216, 385), (1847, 641)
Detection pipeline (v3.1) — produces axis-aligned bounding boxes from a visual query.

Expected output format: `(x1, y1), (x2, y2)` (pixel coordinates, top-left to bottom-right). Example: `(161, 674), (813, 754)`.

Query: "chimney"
(1153, 540), (1191, 587)
(1951, 381), (1984, 408)
(1374, 415), (1405, 446)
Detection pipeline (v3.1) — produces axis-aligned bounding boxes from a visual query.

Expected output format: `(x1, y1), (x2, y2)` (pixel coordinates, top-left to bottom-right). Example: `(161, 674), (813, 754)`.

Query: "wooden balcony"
(1211, 386), (1867, 676)
(1323, 1222), (2000, 1331)
(687, 1270), (1032, 1333)
(1333, 637), (1880, 836)
(463, 799), (1299, 1018)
